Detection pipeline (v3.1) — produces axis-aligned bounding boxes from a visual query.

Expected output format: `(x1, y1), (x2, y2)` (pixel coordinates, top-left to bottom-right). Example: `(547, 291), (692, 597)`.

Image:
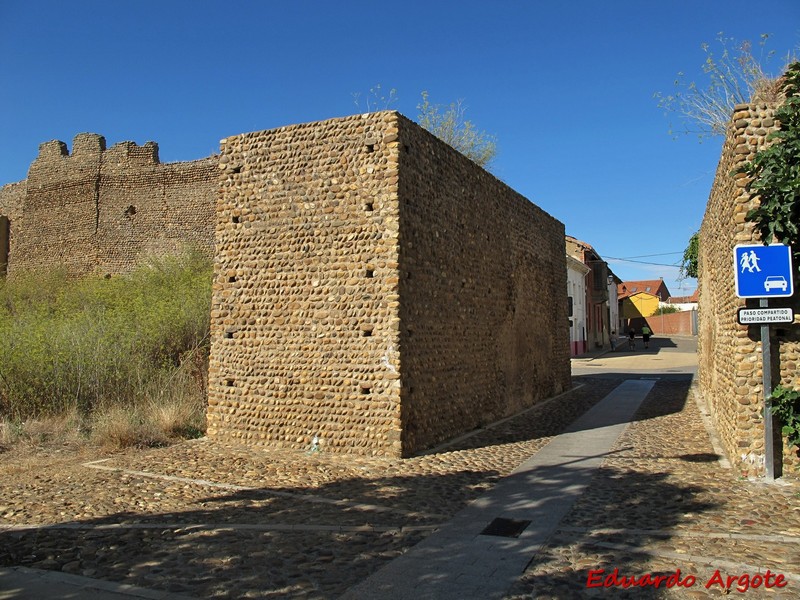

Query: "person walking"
(627, 327), (636, 350)
(641, 324), (652, 349)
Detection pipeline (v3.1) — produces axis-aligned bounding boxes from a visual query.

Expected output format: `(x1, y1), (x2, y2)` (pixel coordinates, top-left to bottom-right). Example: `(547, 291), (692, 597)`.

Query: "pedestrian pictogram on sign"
(734, 244), (794, 298)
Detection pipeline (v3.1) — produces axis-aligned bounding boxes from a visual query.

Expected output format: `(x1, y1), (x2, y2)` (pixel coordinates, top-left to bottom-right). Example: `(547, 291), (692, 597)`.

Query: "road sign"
(737, 307), (795, 325)
(734, 244), (794, 298)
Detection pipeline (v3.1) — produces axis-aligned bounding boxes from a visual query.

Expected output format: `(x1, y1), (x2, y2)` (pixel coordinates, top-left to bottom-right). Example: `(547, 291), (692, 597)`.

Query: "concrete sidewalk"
(341, 379), (656, 600)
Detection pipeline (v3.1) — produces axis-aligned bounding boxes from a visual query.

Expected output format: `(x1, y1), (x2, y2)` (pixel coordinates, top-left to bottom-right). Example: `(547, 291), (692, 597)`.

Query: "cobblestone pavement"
(1, 374), (798, 599)
(505, 380), (800, 599)
(0, 379), (614, 599)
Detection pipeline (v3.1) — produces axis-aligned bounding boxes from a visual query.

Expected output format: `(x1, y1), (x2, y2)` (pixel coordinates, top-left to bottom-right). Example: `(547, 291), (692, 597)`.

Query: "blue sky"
(2, 1), (799, 296)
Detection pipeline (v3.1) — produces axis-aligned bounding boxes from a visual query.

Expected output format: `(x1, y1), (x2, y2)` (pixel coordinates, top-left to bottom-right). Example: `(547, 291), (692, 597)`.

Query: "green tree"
(416, 91), (497, 168)
(679, 231), (699, 279)
(352, 86), (498, 169)
(655, 305), (681, 315)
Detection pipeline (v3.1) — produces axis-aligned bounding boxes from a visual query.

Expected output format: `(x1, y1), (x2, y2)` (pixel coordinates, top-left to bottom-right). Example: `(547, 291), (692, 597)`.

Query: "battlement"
(72, 133), (106, 156)
(7, 132), (215, 278)
(36, 140), (69, 160)
(105, 140), (160, 165)
(34, 134), (159, 166)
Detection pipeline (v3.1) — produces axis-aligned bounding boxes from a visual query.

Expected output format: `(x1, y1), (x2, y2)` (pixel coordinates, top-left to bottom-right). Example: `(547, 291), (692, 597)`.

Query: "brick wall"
(630, 311), (696, 336)
(698, 102), (800, 477)
(5, 133), (217, 278)
(207, 111), (570, 457)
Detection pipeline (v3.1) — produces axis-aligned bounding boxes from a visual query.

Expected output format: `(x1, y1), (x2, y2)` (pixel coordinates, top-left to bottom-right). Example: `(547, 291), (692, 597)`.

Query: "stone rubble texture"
(1, 375), (798, 599)
(207, 111), (571, 457)
(0, 133), (217, 277)
(0, 112), (569, 458)
(698, 101), (800, 477)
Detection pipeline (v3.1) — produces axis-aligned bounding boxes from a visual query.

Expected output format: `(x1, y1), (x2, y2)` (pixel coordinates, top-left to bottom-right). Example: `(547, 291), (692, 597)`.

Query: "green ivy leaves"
(741, 62), (800, 258)
(740, 63), (800, 451)
(771, 385), (800, 448)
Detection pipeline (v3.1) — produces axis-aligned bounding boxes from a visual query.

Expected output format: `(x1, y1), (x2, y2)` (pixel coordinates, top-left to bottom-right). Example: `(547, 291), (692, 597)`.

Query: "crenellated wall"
(4, 114), (570, 458)
(698, 102), (800, 477)
(206, 111), (570, 457)
(4, 133), (217, 277)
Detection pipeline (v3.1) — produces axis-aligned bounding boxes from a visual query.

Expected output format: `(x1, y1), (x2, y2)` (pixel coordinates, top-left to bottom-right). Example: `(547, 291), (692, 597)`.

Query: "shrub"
(772, 385), (800, 450)
(0, 250), (212, 447)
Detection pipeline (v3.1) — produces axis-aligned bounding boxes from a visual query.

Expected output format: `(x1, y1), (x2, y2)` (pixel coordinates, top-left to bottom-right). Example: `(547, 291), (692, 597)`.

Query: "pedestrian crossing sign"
(734, 244), (794, 298)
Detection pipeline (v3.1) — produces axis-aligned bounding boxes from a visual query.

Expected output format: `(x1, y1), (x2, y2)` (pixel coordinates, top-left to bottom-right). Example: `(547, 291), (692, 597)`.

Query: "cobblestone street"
(1, 336), (798, 599)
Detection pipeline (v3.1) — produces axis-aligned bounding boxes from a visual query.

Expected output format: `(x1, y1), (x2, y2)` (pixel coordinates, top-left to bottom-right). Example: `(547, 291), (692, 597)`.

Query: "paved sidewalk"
(341, 380), (656, 600)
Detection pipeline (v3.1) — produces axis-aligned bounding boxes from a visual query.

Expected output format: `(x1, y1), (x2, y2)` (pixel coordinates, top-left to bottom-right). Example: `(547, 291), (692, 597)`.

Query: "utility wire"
(608, 252), (683, 259)
(605, 256), (682, 267)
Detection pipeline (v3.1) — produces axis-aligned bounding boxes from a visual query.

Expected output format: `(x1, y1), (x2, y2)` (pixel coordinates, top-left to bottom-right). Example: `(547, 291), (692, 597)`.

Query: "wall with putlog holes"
(206, 111), (571, 457)
(0, 133), (216, 278)
(698, 101), (800, 477)
(1, 112), (571, 458)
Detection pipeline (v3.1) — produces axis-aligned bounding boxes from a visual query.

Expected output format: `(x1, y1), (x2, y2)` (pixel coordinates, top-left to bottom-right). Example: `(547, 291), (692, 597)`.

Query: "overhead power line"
(610, 252), (683, 259)
(605, 255), (682, 267)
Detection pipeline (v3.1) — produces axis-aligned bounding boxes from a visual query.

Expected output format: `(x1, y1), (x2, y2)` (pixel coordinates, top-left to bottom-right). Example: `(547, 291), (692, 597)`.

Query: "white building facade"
(566, 254), (590, 356)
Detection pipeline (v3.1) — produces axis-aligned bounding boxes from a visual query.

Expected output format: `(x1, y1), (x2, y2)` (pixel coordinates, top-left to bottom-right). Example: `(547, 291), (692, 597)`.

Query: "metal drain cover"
(480, 517), (531, 538)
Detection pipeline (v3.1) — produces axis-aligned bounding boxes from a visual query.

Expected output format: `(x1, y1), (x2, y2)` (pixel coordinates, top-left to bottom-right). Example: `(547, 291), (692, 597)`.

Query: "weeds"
(0, 249), (212, 450)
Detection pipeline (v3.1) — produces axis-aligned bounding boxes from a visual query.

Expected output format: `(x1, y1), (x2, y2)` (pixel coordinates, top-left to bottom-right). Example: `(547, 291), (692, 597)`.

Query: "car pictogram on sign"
(764, 275), (788, 292)
(734, 244), (794, 298)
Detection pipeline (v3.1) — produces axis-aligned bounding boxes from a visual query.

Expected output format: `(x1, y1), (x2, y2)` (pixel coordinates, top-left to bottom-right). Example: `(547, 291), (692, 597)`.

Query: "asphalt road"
(570, 334), (698, 380)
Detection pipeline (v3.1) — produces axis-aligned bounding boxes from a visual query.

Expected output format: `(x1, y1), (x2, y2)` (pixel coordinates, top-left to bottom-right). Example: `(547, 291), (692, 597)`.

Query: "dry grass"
(141, 368), (206, 441)
(0, 409), (87, 450)
(1, 391), (206, 455)
(0, 251), (211, 453)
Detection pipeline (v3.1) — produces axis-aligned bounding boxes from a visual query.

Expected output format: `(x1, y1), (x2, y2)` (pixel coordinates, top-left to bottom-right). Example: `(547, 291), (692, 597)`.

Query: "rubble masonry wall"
(206, 111), (570, 457)
(4, 133), (217, 277)
(699, 102), (800, 476)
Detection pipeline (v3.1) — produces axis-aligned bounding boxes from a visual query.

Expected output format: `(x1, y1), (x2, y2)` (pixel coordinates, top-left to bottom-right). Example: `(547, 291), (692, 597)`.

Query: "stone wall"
(207, 113), (404, 455)
(698, 102), (800, 477)
(0, 180), (26, 275)
(207, 111), (570, 457)
(395, 114), (570, 452)
(4, 133), (217, 278)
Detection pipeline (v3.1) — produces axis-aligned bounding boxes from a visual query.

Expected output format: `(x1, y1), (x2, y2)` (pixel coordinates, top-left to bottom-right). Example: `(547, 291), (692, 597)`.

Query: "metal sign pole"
(761, 297), (774, 481)
(734, 244), (794, 482)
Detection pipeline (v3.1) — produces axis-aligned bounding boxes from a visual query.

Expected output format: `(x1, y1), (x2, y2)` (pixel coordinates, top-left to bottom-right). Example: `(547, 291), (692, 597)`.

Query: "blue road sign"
(734, 244), (794, 298)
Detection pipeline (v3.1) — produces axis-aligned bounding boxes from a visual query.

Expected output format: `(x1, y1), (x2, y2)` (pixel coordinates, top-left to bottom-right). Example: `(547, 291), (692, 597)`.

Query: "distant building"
(618, 279), (672, 320)
(565, 235), (617, 351)
(566, 254), (590, 355)
(666, 289), (699, 312)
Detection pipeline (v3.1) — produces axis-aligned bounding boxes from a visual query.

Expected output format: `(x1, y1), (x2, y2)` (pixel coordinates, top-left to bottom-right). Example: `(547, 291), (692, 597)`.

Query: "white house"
(665, 289), (699, 312)
(567, 254), (590, 356)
